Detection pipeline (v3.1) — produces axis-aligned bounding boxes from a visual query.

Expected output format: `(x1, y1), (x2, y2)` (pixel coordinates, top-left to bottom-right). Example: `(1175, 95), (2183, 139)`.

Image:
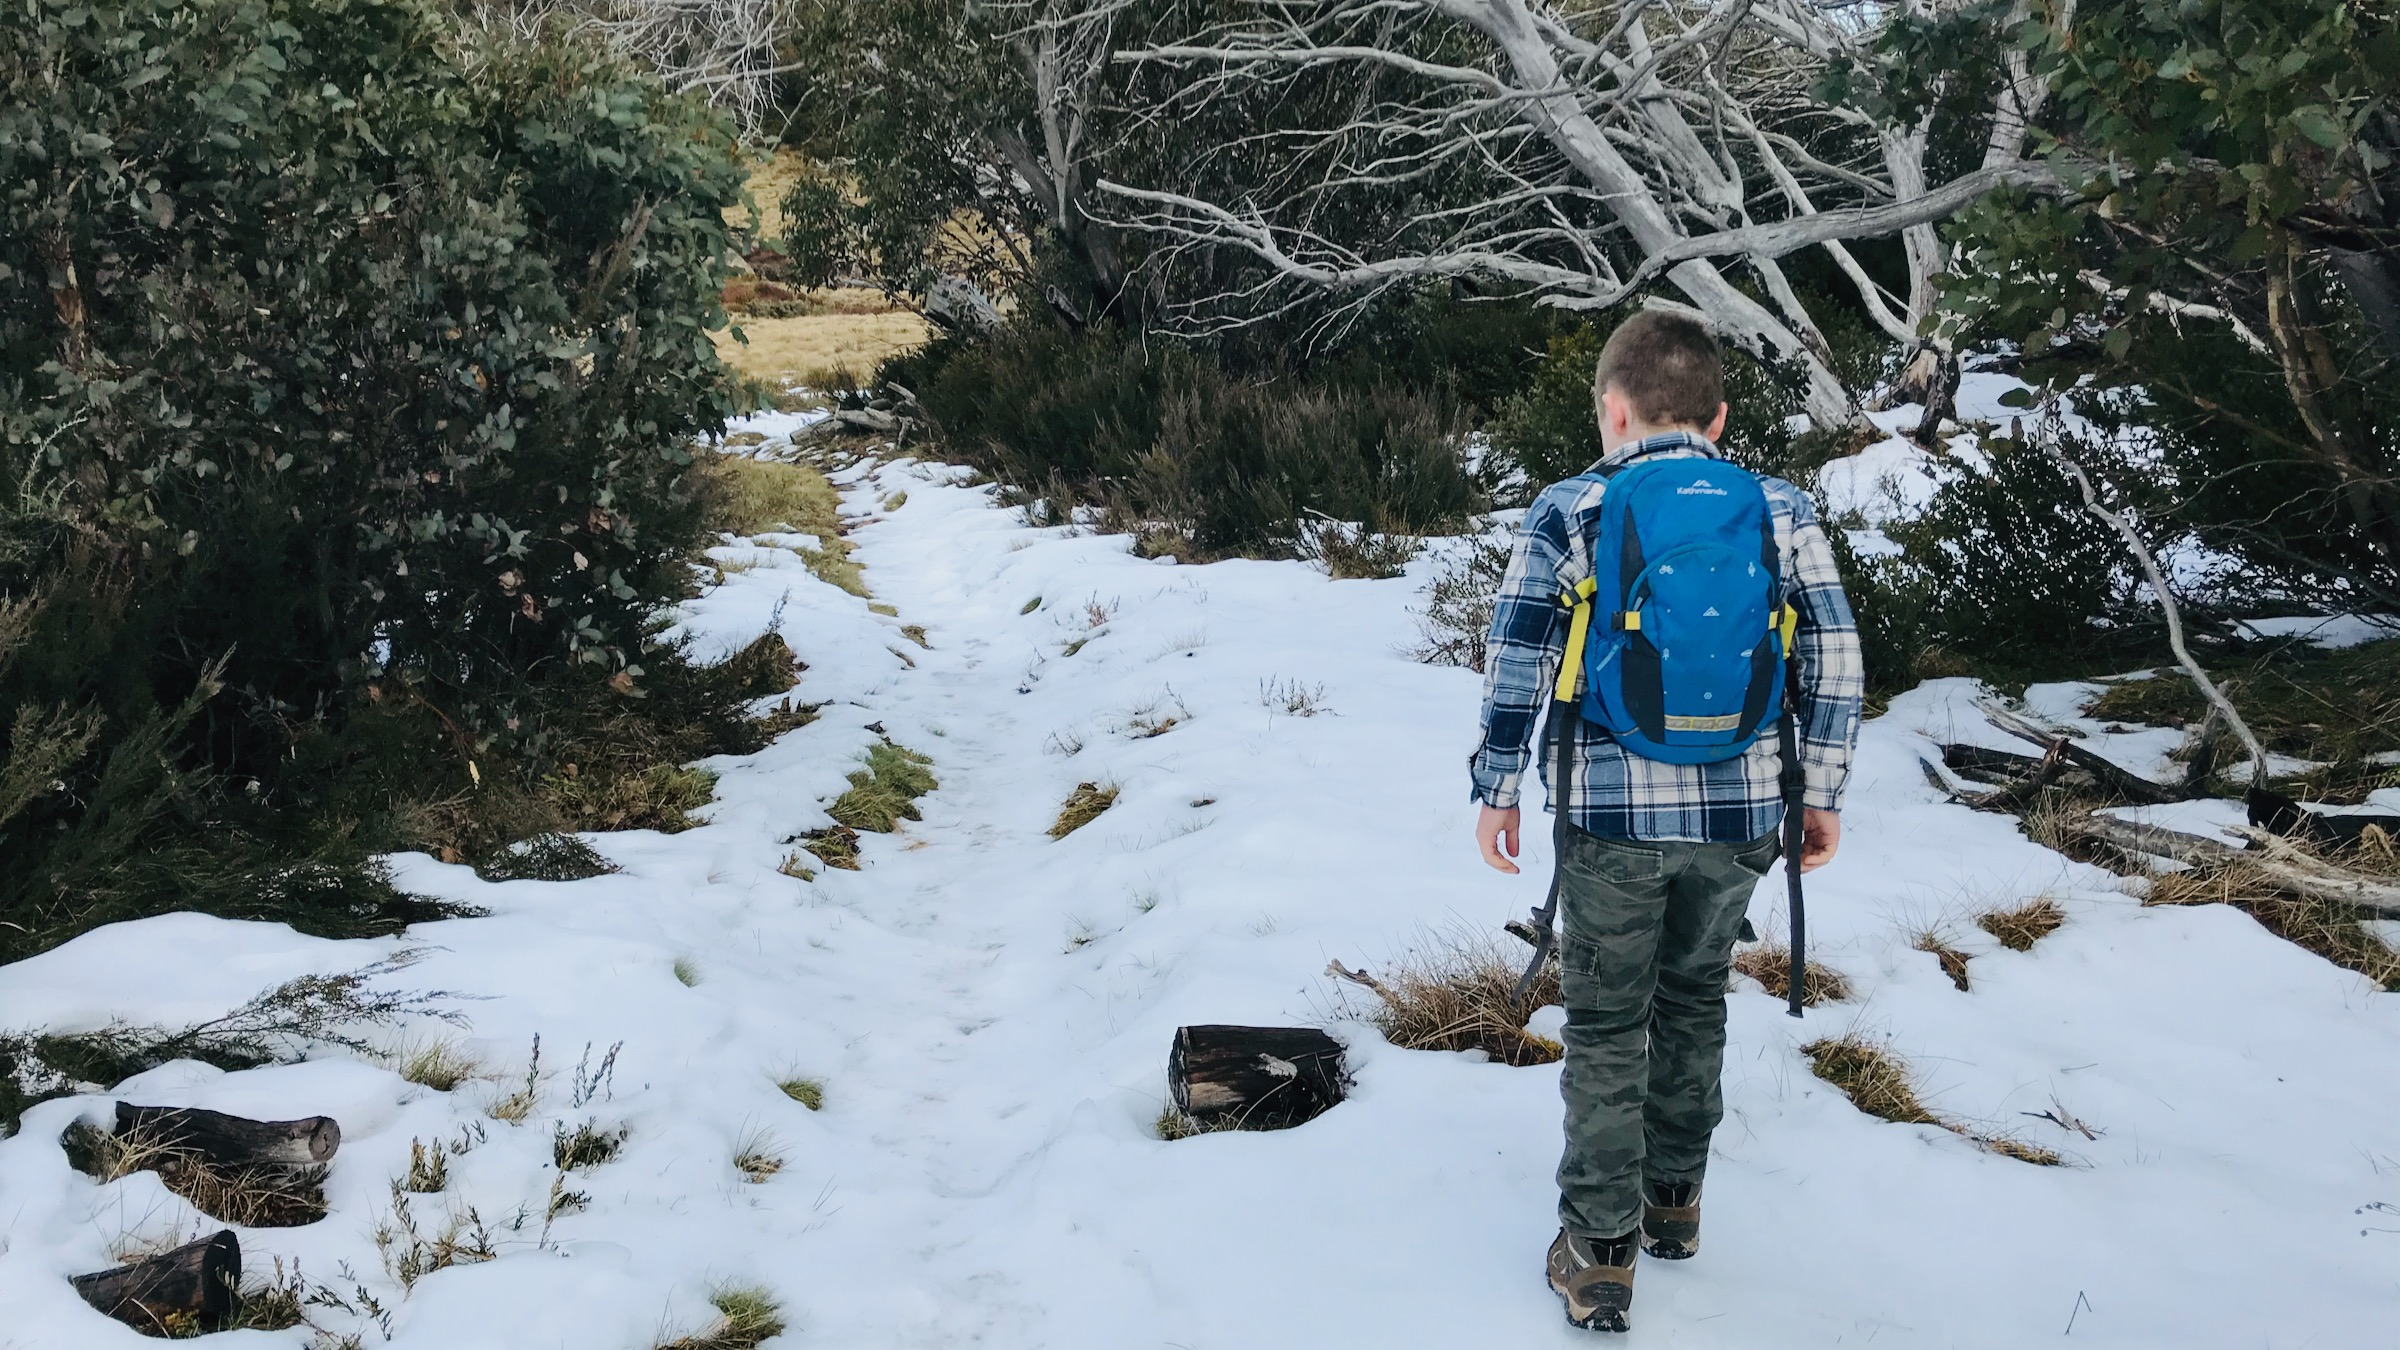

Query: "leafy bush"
(1487, 295), (1887, 494)
(1832, 439), (2149, 693)
(884, 323), (1484, 558)
(1411, 537), (1514, 672)
(0, 0), (750, 956)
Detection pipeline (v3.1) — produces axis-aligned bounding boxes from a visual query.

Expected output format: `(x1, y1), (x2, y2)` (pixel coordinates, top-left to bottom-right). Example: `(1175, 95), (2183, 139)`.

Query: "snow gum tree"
(1082, 0), (2072, 434)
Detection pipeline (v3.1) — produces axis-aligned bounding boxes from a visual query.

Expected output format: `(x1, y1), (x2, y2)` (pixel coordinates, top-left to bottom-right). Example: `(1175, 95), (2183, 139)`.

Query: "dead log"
(71, 1230), (240, 1335)
(2071, 813), (2243, 867)
(2247, 784), (2400, 852)
(1941, 742), (2052, 781)
(1168, 1025), (1347, 1131)
(1978, 699), (2182, 804)
(115, 1103), (340, 1168)
(1924, 744), (2070, 811)
(2069, 813), (2400, 917)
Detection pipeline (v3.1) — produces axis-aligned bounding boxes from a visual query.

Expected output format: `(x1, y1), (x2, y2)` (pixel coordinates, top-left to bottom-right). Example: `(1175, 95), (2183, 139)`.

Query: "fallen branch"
(1324, 959), (1401, 1007)
(1978, 698), (2183, 804)
(2070, 813), (2400, 917)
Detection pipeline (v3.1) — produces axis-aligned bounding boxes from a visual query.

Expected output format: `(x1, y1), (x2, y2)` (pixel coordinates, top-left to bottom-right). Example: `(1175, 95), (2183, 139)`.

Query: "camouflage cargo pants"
(1555, 824), (1781, 1239)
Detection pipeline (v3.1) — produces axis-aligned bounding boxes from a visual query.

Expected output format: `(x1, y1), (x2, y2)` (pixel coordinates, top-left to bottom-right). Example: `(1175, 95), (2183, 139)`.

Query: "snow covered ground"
(4, 428), (2399, 1349)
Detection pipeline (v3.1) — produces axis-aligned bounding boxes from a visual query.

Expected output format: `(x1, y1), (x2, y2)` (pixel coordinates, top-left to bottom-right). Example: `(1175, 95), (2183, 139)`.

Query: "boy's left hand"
(1476, 805), (1521, 874)
(1800, 808), (1841, 872)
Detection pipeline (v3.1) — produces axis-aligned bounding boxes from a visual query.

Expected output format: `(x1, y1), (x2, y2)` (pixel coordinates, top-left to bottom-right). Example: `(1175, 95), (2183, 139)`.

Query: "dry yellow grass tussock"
(1731, 941), (1853, 1006)
(1804, 1034), (2063, 1166)
(715, 311), (931, 391)
(1328, 937), (1563, 1067)
(2146, 865), (2400, 989)
(1977, 896), (2066, 951)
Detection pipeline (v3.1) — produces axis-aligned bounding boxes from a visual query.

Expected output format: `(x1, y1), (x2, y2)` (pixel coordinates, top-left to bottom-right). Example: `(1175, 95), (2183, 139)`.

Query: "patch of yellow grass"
(1910, 928), (1974, 991)
(1156, 1105), (1242, 1141)
(1804, 1035), (2062, 1166)
(1050, 781), (1119, 839)
(696, 455), (867, 596)
(1731, 942), (1853, 1006)
(1328, 937), (1562, 1067)
(714, 312), (930, 392)
(1977, 896), (2066, 952)
(393, 1038), (483, 1091)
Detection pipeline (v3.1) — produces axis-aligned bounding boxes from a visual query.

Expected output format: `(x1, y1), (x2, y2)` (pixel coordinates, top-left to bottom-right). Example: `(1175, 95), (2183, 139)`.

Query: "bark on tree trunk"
(1890, 343), (1961, 445)
(71, 1230), (241, 1335)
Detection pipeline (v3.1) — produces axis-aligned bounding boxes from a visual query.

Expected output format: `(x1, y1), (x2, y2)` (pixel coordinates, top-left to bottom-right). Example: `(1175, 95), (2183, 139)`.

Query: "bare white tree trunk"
(1096, 0), (2065, 431)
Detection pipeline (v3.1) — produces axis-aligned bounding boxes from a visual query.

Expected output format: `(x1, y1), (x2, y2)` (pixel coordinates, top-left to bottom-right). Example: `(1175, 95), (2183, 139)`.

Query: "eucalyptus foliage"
(1946, 0), (2399, 610)
(0, 0), (745, 953)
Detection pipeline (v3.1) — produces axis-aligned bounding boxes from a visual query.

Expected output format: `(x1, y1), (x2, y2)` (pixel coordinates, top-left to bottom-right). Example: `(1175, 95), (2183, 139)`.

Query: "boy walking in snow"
(1468, 311), (1863, 1332)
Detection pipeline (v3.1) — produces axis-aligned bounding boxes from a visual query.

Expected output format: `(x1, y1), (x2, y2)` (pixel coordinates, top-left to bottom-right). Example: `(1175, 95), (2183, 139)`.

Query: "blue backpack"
(1554, 457), (1798, 764)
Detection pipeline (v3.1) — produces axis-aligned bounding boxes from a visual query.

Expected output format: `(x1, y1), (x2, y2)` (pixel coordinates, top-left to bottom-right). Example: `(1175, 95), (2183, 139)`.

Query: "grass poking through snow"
(1977, 896), (2066, 951)
(1259, 676), (1329, 716)
(828, 742), (937, 833)
(698, 454), (865, 596)
(657, 1285), (788, 1350)
(777, 1076), (825, 1111)
(393, 1038), (483, 1091)
(1155, 1106), (1244, 1141)
(1327, 935), (1562, 1067)
(1805, 1034), (2062, 1166)
(401, 1138), (449, 1193)
(1731, 942), (1854, 1005)
(733, 1127), (784, 1183)
(1910, 928), (1974, 991)
(1050, 782), (1119, 839)
(2146, 867), (2400, 990)
(795, 825), (861, 870)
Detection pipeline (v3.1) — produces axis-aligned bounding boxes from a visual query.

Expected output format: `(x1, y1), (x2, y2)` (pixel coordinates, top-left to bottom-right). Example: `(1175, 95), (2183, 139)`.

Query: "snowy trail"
(4, 437), (2399, 1349)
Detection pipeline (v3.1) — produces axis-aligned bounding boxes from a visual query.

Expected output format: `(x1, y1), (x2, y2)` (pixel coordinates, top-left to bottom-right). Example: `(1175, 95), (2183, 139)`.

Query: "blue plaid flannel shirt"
(1469, 431), (1864, 842)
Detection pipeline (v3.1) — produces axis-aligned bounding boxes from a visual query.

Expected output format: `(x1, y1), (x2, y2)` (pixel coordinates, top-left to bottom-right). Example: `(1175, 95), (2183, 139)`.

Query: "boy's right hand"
(1476, 805), (1522, 874)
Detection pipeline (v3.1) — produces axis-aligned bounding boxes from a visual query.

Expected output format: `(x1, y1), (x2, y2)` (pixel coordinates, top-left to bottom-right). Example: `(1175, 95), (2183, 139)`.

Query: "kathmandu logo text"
(1676, 478), (1728, 496)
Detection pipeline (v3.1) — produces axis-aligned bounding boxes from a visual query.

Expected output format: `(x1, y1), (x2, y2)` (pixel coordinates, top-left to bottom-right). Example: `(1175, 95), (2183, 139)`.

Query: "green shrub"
(1829, 438), (2158, 694)
(0, 0), (750, 957)
(885, 323), (1482, 558)
(1487, 308), (1881, 495)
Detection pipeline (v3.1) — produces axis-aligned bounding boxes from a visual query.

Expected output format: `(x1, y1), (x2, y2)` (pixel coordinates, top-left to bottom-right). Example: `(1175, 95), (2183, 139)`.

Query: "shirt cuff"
(1470, 764), (1523, 811)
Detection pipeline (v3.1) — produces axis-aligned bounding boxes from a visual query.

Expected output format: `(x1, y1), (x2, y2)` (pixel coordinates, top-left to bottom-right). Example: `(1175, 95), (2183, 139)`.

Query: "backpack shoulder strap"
(1553, 575), (1599, 703)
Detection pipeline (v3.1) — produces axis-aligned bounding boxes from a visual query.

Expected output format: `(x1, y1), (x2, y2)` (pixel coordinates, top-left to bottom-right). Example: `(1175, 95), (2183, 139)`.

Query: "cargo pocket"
(1560, 930), (1608, 979)
(1561, 832), (1662, 885)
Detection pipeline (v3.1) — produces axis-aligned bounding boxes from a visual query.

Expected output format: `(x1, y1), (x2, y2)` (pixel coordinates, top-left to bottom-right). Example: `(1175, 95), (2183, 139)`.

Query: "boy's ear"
(1704, 402), (1728, 442)
(1598, 386), (1632, 437)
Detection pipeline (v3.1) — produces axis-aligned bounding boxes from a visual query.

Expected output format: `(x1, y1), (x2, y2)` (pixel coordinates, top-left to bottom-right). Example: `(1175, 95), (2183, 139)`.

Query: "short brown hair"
(1592, 311), (1724, 429)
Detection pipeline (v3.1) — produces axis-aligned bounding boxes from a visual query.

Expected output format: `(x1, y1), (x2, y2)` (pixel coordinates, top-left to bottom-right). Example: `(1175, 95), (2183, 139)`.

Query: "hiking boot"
(1640, 1180), (1702, 1260)
(1546, 1229), (1637, 1332)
